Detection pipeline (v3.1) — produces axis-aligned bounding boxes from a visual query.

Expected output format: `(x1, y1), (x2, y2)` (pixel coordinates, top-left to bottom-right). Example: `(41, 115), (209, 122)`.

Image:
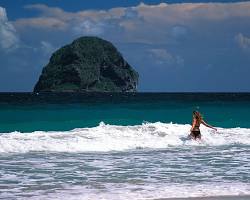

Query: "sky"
(0, 0), (250, 92)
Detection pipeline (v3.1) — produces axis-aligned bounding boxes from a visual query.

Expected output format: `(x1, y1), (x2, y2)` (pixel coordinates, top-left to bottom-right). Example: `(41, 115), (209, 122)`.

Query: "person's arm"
(201, 120), (217, 131)
(190, 118), (196, 132)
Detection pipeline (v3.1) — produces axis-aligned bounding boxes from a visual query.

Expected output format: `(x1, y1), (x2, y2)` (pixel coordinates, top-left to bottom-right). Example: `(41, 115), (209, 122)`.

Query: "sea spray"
(1, 122), (250, 154)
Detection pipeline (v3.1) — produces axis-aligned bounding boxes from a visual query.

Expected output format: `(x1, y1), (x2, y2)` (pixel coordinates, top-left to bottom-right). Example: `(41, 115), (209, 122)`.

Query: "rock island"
(34, 37), (139, 92)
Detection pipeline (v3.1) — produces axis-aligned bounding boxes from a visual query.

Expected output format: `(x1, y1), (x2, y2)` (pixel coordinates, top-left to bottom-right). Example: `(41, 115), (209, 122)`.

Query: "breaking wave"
(1, 122), (250, 153)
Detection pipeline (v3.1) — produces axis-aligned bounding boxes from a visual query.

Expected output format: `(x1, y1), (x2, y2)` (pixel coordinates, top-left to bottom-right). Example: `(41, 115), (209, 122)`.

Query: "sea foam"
(19, 182), (250, 200)
(0, 122), (250, 153)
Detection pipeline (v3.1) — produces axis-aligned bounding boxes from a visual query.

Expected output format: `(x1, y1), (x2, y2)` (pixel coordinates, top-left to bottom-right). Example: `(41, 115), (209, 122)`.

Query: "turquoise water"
(0, 93), (250, 200)
(1, 93), (250, 132)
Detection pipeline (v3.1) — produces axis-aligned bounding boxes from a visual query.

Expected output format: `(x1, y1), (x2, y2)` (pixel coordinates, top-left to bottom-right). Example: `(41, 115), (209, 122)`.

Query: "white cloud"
(235, 33), (250, 50)
(15, 4), (126, 31)
(148, 48), (184, 66)
(176, 55), (184, 66)
(13, 2), (250, 45)
(72, 20), (105, 36)
(135, 2), (250, 23)
(171, 26), (187, 39)
(41, 41), (56, 55)
(0, 7), (19, 50)
(15, 17), (67, 30)
(24, 4), (67, 18)
(149, 49), (173, 61)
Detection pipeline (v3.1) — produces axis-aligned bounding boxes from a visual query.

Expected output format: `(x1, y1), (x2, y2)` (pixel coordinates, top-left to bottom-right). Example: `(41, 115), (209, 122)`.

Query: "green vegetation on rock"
(34, 37), (139, 92)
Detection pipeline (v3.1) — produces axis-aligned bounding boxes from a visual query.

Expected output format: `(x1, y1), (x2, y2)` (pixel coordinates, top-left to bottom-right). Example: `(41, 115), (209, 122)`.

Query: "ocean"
(0, 93), (250, 200)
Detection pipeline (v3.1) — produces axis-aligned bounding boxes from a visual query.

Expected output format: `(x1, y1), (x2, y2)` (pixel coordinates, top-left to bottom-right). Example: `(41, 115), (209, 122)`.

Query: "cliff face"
(34, 37), (139, 92)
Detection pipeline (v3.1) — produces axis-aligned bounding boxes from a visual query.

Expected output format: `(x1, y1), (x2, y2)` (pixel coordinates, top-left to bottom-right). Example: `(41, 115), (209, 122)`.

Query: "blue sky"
(1, 0), (250, 92)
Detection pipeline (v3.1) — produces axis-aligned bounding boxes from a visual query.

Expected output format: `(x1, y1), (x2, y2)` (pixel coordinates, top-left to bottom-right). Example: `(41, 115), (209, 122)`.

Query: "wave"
(19, 182), (250, 200)
(0, 122), (250, 153)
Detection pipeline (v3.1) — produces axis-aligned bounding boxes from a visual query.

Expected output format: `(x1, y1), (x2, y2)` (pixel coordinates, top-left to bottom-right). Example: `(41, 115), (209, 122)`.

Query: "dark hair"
(193, 110), (202, 122)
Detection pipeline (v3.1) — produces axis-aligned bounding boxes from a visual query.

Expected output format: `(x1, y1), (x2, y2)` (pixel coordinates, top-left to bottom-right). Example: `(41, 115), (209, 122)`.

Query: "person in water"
(190, 111), (217, 140)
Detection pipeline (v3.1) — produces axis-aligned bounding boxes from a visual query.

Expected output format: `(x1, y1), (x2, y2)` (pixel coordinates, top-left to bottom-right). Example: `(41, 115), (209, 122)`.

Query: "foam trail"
(25, 182), (250, 200)
(0, 122), (250, 153)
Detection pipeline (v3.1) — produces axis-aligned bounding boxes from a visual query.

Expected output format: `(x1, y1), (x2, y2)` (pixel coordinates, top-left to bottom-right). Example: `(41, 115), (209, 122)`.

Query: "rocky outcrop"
(34, 37), (139, 92)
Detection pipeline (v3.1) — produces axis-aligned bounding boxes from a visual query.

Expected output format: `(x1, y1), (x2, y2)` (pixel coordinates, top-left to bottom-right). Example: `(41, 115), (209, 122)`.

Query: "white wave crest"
(23, 182), (250, 200)
(0, 122), (250, 153)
